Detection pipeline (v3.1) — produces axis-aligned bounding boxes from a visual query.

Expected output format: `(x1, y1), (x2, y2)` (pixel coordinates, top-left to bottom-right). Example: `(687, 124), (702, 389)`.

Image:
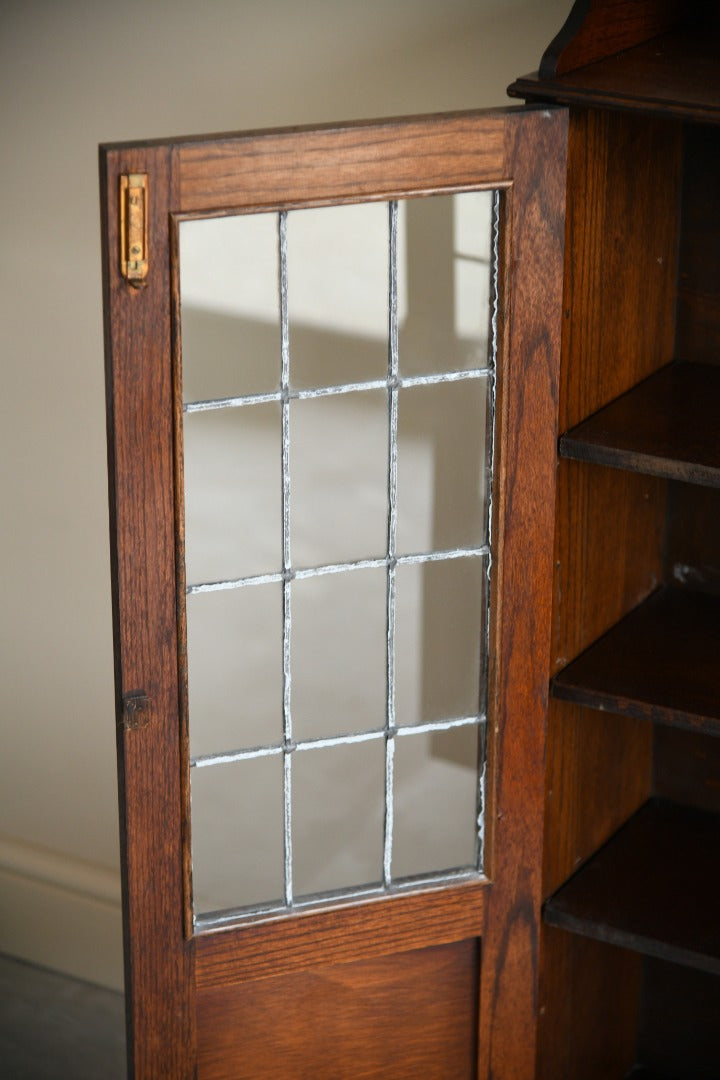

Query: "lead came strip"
(279, 211), (294, 908)
(383, 200), (400, 887)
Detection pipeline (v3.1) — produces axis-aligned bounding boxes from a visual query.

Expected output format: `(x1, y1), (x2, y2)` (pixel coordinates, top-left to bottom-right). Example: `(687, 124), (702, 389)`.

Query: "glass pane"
(395, 557), (485, 727)
(180, 213), (280, 403)
(181, 189), (498, 925)
(287, 203), (389, 389)
(290, 391), (387, 568)
(396, 377), (489, 556)
(392, 727), (479, 879)
(398, 191), (493, 376)
(191, 755), (283, 916)
(187, 585), (282, 759)
(291, 569), (386, 741)
(292, 740), (384, 897)
(184, 403), (281, 586)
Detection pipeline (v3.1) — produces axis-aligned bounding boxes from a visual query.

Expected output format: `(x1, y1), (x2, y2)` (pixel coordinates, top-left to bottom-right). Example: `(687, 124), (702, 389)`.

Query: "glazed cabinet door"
(100, 106), (566, 1079)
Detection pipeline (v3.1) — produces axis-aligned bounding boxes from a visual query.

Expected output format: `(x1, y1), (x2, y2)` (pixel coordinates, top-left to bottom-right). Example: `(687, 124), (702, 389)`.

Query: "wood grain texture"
(197, 940), (479, 1080)
(559, 110), (681, 433)
(536, 0), (683, 79)
(476, 108), (567, 1080)
(543, 703), (652, 898)
(537, 928), (641, 1080)
(559, 362), (720, 487)
(537, 106), (679, 1080)
(512, 24), (720, 123)
(544, 799), (720, 975)
(196, 881), (485, 987)
(552, 587), (720, 735)
(104, 104), (570, 1079)
(101, 145), (196, 1077)
(176, 111), (510, 216)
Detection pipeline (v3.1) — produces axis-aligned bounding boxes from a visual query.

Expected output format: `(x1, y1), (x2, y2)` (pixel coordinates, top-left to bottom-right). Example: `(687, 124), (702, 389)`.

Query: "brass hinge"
(119, 173), (148, 287)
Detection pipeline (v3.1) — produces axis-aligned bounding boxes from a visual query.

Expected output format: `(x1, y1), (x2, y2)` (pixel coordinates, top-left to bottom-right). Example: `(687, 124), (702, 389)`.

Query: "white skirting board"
(0, 835), (124, 992)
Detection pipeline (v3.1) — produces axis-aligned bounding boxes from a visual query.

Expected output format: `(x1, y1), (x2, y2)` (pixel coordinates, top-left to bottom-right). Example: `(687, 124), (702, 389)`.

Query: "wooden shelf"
(558, 362), (720, 487)
(544, 799), (720, 975)
(509, 27), (720, 123)
(551, 587), (720, 736)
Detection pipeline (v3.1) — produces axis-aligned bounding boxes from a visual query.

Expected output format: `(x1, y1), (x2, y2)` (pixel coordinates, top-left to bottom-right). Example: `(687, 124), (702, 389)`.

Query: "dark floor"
(0, 954), (126, 1079)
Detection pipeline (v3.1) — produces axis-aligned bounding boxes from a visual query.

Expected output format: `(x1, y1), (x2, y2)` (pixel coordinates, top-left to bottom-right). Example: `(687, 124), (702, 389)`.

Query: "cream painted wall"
(0, 0), (569, 990)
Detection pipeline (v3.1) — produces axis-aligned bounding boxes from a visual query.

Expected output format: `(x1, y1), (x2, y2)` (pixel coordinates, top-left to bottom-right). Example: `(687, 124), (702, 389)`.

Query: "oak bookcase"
(511, 3), (720, 1075)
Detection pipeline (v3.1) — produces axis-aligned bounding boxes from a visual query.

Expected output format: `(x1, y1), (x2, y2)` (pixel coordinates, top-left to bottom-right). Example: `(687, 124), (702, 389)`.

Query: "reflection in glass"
(290, 391), (388, 568)
(184, 404), (281, 586)
(287, 202), (392, 389)
(396, 377), (488, 556)
(180, 213), (280, 402)
(187, 586), (282, 759)
(398, 191), (493, 375)
(291, 569), (386, 740)
(292, 740), (384, 897)
(191, 755), (284, 916)
(180, 189), (498, 925)
(395, 558), (485, 727)
(393, 727), (479, 879)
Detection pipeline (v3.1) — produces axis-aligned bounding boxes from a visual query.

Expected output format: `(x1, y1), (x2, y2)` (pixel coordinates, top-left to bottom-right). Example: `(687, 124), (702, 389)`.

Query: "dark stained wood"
(475, 108), (567, 1080)
(512, 26), (720, 124)
(553, 463), (667, 676)
(197, 940), (479, 1080)
(100, 145), (196, 1076)
(557, 110), (681, 436)
(636, 957), (720, 1078)
(552, 587), (720, 736)
(544, 799), (720, 975)
(537, 104), (679, 1080)
(676, 124), (720, 364)
(537, 928), (642, 1080)
(664, 483), (720, 594)
(536, 0), (683, 79)
(175, 111), (511, 215)
(653, 726), (720, 817)
(559, 362), (720, 487)
(543, 704), (653, 898)
(196, 881), (484, 987)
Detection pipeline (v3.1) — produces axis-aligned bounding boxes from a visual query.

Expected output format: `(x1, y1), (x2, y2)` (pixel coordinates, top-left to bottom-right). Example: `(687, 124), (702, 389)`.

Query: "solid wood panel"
(537, 928), (641, 1080)
(513, 26), (720, 123)
(558, 110), (681, 433)
(552, 463), (666, 674)
(543, 703), (652, 898)
(196, 881), (485, 987)
(653, 726), (720, 817)
(197, 939), (479, 1080)
(101, 146), (196, 1076)
(676, 124), (720, 363)
(544, 799), (720, 975)
(538, 107), (678, 1080)
(552, 587), (720, 736)
(559, 362), (720, 487)
(537, 0), (683, 79)
(174, 112), (509, 215)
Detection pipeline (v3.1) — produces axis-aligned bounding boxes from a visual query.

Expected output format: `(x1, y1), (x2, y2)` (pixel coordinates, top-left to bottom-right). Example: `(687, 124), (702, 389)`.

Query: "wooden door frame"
(101, 106), (566, 1078)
